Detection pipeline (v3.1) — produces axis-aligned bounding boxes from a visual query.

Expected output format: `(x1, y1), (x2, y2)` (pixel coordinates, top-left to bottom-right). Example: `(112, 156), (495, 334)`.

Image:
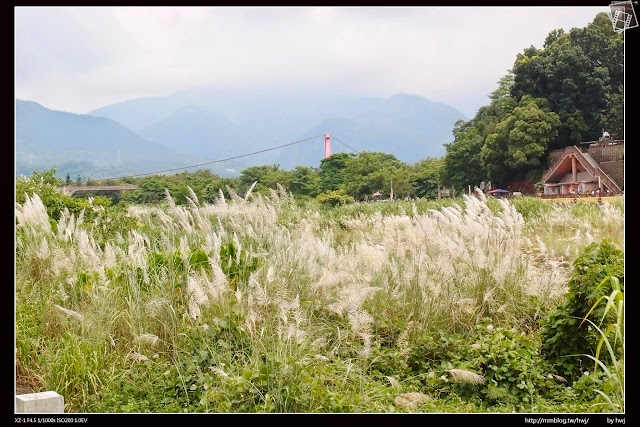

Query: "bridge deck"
(58, 185), (139, 195)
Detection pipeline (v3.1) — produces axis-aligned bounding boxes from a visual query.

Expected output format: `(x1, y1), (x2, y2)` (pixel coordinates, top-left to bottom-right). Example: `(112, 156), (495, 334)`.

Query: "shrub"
(539, 239), (624, 380)
(316, 190), (354, 207)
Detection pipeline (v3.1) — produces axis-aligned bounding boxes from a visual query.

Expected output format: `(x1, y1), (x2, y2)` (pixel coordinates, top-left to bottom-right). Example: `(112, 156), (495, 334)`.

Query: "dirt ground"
(16, 376), (38, 395)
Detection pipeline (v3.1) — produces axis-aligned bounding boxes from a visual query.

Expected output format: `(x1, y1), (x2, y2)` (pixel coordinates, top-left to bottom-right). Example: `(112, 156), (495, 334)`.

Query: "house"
(541, 133), (624, 196)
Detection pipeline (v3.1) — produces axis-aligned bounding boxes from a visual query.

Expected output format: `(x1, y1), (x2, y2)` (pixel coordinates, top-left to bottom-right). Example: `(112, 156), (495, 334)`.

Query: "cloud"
(15, 6), (607, 117)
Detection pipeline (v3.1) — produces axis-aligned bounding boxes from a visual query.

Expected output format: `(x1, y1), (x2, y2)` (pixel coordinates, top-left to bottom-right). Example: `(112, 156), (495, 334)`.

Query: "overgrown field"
(15, 186), (624, 413)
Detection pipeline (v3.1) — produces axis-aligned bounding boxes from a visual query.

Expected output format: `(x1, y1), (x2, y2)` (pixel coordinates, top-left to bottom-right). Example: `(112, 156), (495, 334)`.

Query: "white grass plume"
(125, 351), (149, 363)
(328, 284), (379, 317)
(277, 323), (308, 343)
(244, 181), (258, 201)
(276, 183), (289, 200)
(144, 298), (170, 318)
(127, 230), (150, 269)
(165, 188), (175, 209)
(209, 366), (229, 378)
(35, 236), (50, 260)
(394, 392), (430, 409)
(187, 186), (200, 206)
(155, 210), (176, 229)
(16, 193), (51, 233)
(51, 247), (73, 276)
(135, 333), (160, 348)
(55, 209), (75, 242)
(347, 308), (374, 336)
(447, 369), (485, 385)
(385, 376), (401, 389)
(174, 206), (195, 232)
(226, 186), (244, 203)
(396, 321), (416, 356)
(75, 229), (102, 271)
(186, 274), (209, 320)
(103, 242), (120, 269)
(206, 261), (230, 302)
(54, 304), (84, 322)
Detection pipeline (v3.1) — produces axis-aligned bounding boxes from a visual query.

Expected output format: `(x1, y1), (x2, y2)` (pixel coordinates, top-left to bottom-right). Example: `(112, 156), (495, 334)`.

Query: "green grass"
(15, 188), (624, 413)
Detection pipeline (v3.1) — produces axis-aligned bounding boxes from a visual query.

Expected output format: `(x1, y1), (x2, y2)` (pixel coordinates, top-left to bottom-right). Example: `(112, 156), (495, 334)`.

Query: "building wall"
(546, 150), (564, 168)
(587, 143), (624, 163)
(599, 161), (625, 190)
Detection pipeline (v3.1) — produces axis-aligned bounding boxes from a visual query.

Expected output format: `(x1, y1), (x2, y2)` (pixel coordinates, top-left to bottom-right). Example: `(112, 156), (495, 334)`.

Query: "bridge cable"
(101, 135), (324, 180)
(331, 135), (360, 154)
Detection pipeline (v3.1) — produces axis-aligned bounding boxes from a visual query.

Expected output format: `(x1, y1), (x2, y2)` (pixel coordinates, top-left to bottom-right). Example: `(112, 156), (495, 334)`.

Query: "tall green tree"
(441, 74), (517, 192)
(481, 95), (560, 183)
(411, 157), (444, 199)
(135, 179), (167, 204)
(318, 152), (356, 193)
(601, 85), (624, 139)
(341, 152), (407, 200)
(441, 124), (485, 193)
(511, 12), (623, 143)
(237, 164), (291, 195)
(288, 166), (321, 197)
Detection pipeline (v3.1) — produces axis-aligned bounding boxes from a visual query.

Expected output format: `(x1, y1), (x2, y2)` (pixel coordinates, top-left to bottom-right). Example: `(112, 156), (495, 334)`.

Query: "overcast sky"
(15, 6), (610, 118)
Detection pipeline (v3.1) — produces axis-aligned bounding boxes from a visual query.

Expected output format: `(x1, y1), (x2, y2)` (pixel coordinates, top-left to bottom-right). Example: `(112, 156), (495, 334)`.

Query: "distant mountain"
(88, 88), (466, 170)
(15, 89), (467, 180)
(15, 100), (197, 179)
(81, 95), (179, 132)
(137, 105), (246, 159)
(284, 93), (467, 167)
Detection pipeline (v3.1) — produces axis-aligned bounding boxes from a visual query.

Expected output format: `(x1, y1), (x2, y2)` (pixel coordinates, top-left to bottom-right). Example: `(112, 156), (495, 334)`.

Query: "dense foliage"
(441, 12), (623, 192)
(540, 239), (624, 380)
(50, 150), (447, 208)
(15, 171), (624, 413)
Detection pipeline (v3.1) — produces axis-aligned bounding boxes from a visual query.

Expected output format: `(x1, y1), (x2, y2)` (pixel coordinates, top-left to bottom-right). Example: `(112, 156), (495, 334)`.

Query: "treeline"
(55, 150), (445, 207)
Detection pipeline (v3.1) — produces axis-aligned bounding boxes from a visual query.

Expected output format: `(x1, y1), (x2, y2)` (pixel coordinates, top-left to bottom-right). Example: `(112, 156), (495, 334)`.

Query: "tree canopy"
(440, 12), (623, 191)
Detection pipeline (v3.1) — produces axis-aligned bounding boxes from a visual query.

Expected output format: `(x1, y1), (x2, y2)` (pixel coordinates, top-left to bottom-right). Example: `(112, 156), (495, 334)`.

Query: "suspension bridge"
(57, 133), (356, 195)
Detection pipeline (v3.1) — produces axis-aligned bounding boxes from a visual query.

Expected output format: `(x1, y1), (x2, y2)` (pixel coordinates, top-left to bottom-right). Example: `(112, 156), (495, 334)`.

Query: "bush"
(539, 239), (624, 380)
(316, 190), (354, 207)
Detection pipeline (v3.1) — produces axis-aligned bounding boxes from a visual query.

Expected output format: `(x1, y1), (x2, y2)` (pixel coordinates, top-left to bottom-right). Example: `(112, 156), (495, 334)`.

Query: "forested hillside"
(15, 100), (198, 179)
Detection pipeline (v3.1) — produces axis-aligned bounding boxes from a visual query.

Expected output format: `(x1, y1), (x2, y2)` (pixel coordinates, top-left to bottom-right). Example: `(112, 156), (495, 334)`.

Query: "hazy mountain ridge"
(287, 93), (466, 166)
(16, 89), (467, 179)
(138, 105), (246, 158)
(89, 88), (466, 170)
(15, 99), (199, 179)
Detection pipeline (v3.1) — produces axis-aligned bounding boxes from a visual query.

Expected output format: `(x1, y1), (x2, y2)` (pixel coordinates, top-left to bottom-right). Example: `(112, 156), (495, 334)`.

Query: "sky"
(15, 6), (611, 118)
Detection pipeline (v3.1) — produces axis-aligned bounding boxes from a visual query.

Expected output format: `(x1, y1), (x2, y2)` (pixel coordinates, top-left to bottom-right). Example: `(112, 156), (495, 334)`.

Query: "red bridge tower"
(324, 133), (331, 158)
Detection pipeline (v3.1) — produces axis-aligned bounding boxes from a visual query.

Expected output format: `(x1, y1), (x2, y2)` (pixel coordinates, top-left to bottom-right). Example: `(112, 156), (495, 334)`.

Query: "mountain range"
(16, 87), (467, 180)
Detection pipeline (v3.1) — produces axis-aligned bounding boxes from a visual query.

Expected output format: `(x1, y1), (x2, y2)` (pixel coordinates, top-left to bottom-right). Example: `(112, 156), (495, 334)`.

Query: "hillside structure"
(540, 133), (624, 196)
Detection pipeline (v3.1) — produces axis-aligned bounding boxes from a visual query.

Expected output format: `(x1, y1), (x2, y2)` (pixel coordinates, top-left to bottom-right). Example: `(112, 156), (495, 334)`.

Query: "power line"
(101, 135), (324, 180)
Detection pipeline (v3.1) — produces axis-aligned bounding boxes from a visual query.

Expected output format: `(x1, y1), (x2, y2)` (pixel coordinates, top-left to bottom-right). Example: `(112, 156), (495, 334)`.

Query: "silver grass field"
(15, 187), (624, 413)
